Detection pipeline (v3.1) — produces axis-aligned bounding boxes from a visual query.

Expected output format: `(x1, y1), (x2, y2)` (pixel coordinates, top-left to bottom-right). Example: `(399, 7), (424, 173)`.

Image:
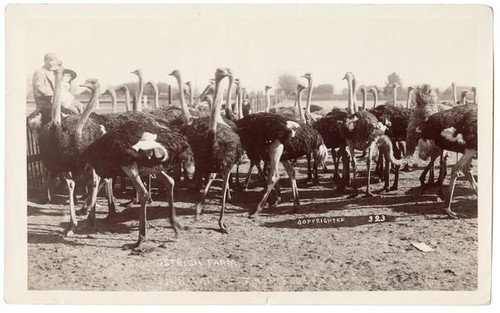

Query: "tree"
(383, 72), (402, 97)
(313, 84), (334, 94)
(277, 73), (299, 96)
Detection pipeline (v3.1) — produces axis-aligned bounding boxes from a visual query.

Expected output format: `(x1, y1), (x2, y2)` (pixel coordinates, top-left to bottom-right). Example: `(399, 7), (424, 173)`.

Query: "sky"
(24, 4), (482, 94)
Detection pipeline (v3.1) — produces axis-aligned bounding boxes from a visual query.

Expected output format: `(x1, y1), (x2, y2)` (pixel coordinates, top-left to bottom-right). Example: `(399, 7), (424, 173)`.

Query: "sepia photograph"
(4, 3), (493, 304)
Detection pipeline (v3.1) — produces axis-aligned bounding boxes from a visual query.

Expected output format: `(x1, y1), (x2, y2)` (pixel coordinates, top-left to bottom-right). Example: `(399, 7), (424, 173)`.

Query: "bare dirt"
(27, 153), (478, 291)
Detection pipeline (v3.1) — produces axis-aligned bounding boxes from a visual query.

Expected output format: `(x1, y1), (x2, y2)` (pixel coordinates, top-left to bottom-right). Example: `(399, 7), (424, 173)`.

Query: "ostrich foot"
(122, 241), (144, 251)
(401, 164), (411, 172)
(218, 222), (229, 234)
(443, 208), (458, 218)
(248, 206), (263, 218)
(379, 187), (390, 193)
(63, 224), (77, 237)
(363, 192), (374, 198)
(389, 185), (398, 191)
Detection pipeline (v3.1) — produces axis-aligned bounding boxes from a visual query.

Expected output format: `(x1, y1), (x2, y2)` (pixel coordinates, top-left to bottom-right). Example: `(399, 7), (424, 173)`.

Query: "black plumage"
(82, 119), (195, 250)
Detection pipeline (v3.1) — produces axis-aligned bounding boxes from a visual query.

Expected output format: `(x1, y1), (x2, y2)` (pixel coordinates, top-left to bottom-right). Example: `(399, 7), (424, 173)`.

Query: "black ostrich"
(312, 108), (350, 188)
(183, 68), (243, 233)
(37, 64), (106, 236)
(235, 109), (327, 216)
(415, 104), (477, 217)
(341, 72), (404, 197)
(369, 104), (411, 191)
(82, 119), (195, 250)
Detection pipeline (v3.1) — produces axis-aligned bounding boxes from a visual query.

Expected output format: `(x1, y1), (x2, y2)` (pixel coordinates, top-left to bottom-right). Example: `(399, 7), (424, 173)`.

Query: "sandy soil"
(27, 154), (478, 291)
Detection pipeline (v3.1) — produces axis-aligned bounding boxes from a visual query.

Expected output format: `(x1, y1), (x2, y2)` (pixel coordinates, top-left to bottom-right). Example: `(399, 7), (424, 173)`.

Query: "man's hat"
(63, 69), (77, 82)
(44, 52), (58, 61)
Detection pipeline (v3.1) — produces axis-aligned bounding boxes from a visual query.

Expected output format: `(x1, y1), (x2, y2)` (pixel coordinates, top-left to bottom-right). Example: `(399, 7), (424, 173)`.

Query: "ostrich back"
(270, 107), (299, 121)
(341, 111), (385, 151)
(38, 115), (103, 176)
(419, 104), (477, 152)
(313, 109), (347, 149)
(83, 121), (193, 179)
(234, 113), (294, 161)
(90, 111), (172, 131)
(369, 105), (411, 141)
(280, 124), (324, 161)
(184, 117), (243, 176)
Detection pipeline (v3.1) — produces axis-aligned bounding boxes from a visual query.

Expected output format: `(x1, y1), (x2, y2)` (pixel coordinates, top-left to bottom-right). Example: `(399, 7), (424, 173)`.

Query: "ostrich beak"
(79, 83), (92, 89)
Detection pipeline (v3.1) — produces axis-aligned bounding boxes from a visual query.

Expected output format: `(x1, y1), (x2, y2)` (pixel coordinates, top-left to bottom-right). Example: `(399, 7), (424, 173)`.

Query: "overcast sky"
(24, 4), (483, 93)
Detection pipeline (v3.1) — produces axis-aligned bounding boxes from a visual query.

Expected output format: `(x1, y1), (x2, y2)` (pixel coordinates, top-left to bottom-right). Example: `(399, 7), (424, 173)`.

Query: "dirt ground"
(27, 153), (478, 291)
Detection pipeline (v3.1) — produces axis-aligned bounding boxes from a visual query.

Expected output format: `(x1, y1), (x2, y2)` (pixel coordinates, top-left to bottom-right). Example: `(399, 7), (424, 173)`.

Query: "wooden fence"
(26, 122), (47, 190)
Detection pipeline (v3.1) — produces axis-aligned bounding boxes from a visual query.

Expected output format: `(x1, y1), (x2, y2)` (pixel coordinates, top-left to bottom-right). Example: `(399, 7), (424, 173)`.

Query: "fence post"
(168, 85), (172, 105)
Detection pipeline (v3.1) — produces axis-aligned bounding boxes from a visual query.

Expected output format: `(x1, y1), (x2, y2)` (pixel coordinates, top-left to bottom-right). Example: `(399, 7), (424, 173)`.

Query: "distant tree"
(383, 72), (403, 97)
(277, 73), (299, 96)
(313, 84), (334, 94)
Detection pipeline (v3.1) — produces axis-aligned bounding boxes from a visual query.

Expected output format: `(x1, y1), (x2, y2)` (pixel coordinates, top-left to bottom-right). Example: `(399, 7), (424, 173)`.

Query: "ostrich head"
(297, 83), (307, 93)
(414, 84), (438, 107)
(265, 85), (273, 92)
(131, 69), (142, 78)
(360, 87), (367, 95)
(80, 78), (100, 91)
(215, 67), (232, 82)
(368, 87), (378, 95)
(408, 86), (415, 92)
(234, 79), (240, 87)
(169, 69), (181, 80)
(461, 90), (470, 98)
(301, 73), (312, 81)
(342, 72), (355, 82)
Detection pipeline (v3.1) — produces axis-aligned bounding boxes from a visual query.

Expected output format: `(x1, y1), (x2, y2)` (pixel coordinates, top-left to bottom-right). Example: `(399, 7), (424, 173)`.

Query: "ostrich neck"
(392, 87), (397, 106)
(406, 91), (412, 109)
(225, 77), (234, 117)
(210, 77), (227, 133)
(346, 79), (354, 114)
(188, 85), (194, 106)
(305, 78), (313, 118)
(76, 87), (99, 134)
(151, 83), (159, 109)
(297, 90), (306, 123)
(452, 83), (457, 103)
(265, 89), (270, 113)
(473, 90), (477, 104)
(352, 79), (358, 112)
(123, 88), (131, 111)
(136, 74), (143, 112)
(372, 92), (378, 109)
(110, 90), (117, 113)
(361, 91), (366, 111)
(51, 68), (63, 125)
(176, 76), (191, 121)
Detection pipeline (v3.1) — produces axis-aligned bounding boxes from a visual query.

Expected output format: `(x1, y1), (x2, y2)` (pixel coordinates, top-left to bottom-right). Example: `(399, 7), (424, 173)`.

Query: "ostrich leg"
(443, 149), (476, 217)
(381, 151), (390, 192)
(159, 171), (181, 237)
(85, 169), (101, 231)
(346, 142), (359, 198)
(62, 172), (78, 237)
(218, 169), (232, 233)
(364, 144), (374, 197)
(104, 178), (117, 219)
(390, 144), (401, 191)
(194, 173), (217, 221)
(282, 160), (300, 213)
(121, 164), (149, 250)
(249, 140), (283, 217)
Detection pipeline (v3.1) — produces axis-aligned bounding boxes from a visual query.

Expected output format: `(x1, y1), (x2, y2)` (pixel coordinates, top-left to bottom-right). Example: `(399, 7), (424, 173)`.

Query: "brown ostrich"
(116, 85), (131, 112)
(369, 87), (378, 109)
(406, 84), (449, 191)
(145, 80), (159, 110)
(184, 68), (243, 233)
(415, 104), (477, 217)
(341, 72), (404, 197)
(37, 63), (107, 236)
(102, 87), (118, 113)
(406, 86), (415, 109)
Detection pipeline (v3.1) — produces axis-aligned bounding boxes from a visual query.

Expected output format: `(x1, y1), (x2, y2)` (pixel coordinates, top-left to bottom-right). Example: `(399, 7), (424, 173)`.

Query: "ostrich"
(406, 86), (415, 109)
(341, 72), (404, 197)
(145, 81), (159, 110)
(451, 82), (457, 105)
(391, 83), (400, 106)
(83, 118), (195, 250)
(312, 108), (349, 188)
(459, 90), (470, 105)
(234, 79), (242, 119)
(103, 87), (118, 113)
(37, 63), (106, 236)
(116, 85), (131, 112)
(472, 87), (477, 104)
(301, 73), (314, 123)
(184, 68), (243, 233)
(415, 104), (477, 217)
(131, 69), (144, 112)
(406, 84), (448, 191)
(264, 85), (273, 113)
(360, 87), (367, 111)
(369, 105), (411, 191)
(185, 81), (194, 107)
(369, 87), (378, 109)
(224, 74), (238, 121)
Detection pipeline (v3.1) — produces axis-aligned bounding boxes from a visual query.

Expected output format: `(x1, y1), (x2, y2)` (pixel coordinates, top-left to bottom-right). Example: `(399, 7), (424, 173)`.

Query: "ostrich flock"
(28, 62), (478, 251)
